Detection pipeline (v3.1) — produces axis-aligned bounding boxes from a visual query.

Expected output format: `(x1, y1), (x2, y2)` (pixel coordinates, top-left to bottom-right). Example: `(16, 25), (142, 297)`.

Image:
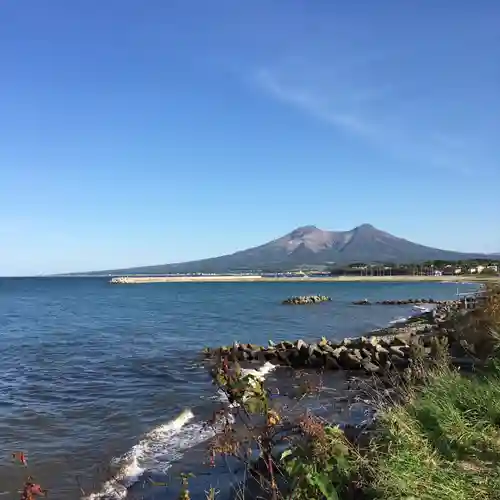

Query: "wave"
(212, 361), (277, 408)
(86, 362), (277, 499)
(84, 409), (204, 499)
(240, 361), (276, 380)
(388, 305), (433, 325)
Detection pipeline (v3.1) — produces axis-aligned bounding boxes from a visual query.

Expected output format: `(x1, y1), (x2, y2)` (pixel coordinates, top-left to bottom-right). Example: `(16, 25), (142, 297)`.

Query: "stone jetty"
(204, 300), (466, 372)
(352, 298), (453, 306)
(282, 295), (332, 305)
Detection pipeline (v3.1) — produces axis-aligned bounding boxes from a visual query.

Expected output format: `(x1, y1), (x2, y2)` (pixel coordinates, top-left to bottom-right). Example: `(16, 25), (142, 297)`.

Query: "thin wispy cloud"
(253, 66), (478, 175)
(254, 68), (377, 138)
(254, 68), (372, 137)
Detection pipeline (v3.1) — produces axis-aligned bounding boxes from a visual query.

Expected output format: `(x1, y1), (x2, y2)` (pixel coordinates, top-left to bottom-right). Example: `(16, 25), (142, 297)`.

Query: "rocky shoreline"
(352, 298), (454, 305)
(203, 298), (471, 373)
(205, 286), (496, 500)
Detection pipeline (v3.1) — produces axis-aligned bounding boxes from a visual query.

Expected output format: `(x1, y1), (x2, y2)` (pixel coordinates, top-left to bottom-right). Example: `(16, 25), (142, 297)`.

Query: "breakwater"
(109, 275), (264, 284)
(353, 298), (454, 305)
(204, 299), (466, 372)
(108, 275), (494, 284)
(282, 295), (331, 305)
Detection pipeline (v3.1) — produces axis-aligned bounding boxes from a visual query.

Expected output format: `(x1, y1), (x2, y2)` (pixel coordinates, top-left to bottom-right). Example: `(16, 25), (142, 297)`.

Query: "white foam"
(214, 388), (231, 405)
(85, 409), (204, 500)
(213, 362), (277, 408)
(240, 361), (276, 381)
(389, 316), (408, 325)
(413, 305), (432, 312)
(389, 306), (432, 325)
(237, 362), (277, 404)
(85, 362), (277, 500)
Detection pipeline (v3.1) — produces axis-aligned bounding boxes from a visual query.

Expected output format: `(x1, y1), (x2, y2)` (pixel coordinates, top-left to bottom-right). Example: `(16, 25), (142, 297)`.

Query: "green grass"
(285, 354), (500, 499)
(365, 362), (500, 500)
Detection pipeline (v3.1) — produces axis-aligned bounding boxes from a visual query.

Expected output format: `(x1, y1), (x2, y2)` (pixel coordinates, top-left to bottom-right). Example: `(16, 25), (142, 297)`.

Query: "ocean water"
(0, 278), (479, 499)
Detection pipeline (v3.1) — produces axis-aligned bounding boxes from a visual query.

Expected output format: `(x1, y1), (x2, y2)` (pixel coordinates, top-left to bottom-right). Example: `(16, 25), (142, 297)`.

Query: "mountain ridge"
(80, 224), (495, 275)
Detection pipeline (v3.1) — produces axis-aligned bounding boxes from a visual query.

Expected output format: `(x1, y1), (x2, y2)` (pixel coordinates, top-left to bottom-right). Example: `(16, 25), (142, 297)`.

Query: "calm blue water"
(0, 278), (478, 499)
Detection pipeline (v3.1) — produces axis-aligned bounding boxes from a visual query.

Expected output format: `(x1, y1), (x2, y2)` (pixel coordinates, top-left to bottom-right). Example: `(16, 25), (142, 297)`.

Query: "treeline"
(329, 259), (499, 277)
(221, 259), (499, 276)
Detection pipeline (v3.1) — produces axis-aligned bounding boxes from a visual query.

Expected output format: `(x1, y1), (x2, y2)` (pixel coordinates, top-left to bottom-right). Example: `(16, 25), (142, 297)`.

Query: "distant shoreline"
(109, 275), (498, 284)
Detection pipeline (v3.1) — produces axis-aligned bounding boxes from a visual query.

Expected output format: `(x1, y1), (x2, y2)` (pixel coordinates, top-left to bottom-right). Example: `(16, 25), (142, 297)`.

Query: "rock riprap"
(204, 300), (466, 373)
(352, 298), (454, 306)
(282, 295), (331, 305)
(203, 334), (421, 373)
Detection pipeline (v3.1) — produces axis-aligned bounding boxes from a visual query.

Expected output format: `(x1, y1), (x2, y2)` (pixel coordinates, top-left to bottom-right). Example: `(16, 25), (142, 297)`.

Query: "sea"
(0, 278), (480, 499)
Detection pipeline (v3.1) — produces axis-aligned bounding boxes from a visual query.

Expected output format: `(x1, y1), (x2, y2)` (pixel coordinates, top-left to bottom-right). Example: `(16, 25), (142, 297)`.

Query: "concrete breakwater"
(204, 334), (418, 373)
(352, 298), (454, 306)
(109, 275), (264, 284)
(204, 301), (465, 372)
(282, 295), (331, 305)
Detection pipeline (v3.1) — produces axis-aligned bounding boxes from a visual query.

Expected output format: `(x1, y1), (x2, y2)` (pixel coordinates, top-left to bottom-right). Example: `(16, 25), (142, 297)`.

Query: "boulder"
(240, 350), (252, 361)
(288, 350), (305, 368)
(366, 336), (381, 347)
(361, 348), (373, 359)
(308, 343), (322, 358)
(324, 355), (341, 370)
(251, 350), (266, 363)
(389, 345), (408, 358)
(374, 344), (389, 354)
(338, 350), (363, 369)
(320, 343), (334, 353)
(378, 335), (396, 348)
(392, 332), (413, 346)
(308, 354), (324, 368)
(276, 350), (292, 364)
(263, 350), (276, 361)
(331, 346), (347, 359)
(362, 360), (381, 373)
(342, 337), (361, 347)
(296, 339), (308, 351)
(242, 344), (257, 353)
(390, 354), (409, 368)
(374, 349), (390, 366)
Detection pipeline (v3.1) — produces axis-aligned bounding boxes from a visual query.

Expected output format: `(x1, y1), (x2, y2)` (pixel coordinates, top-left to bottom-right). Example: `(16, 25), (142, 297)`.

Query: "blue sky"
(1, 1), (499, 275)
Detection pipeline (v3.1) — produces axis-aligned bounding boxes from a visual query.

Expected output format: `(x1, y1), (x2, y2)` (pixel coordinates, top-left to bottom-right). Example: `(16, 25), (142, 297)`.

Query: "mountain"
(85, 224), (493, 275)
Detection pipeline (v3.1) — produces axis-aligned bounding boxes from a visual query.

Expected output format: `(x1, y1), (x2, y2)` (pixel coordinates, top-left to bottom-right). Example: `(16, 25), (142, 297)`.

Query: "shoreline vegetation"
(109, 274), (498, 284)
(11, 283), (500, 499)
(192, 284), (500, 500)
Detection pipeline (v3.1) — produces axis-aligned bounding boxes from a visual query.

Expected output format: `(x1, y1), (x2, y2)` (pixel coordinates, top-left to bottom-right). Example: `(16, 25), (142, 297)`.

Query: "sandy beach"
(110, 275), (498, 284)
